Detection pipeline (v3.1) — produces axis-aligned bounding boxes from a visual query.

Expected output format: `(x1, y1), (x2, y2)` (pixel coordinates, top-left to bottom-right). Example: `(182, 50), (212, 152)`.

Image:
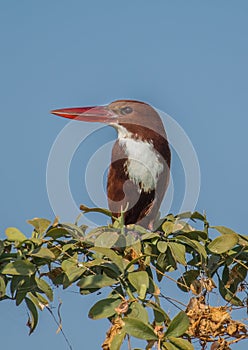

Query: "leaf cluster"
(0, 211), (248, 349)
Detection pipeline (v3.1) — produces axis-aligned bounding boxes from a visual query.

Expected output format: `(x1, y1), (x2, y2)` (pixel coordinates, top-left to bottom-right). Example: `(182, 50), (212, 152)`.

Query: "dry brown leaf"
(190, 279), (202, 295)
(115, 300), (129, 314)
(186, 297), (247, 344)
(201, 277), (216, 292)
(102, 317), (124, 350)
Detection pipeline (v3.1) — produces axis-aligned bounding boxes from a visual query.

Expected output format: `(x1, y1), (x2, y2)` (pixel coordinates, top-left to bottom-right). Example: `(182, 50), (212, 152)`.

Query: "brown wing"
(107, 157), (155, 226)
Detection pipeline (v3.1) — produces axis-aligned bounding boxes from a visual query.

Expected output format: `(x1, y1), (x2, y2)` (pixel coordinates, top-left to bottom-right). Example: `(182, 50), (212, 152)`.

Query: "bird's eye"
(120, 106), (133, 115)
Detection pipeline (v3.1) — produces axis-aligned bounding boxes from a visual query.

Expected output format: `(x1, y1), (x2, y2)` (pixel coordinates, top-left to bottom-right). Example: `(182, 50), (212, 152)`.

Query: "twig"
(160, 293), (187, 309)
(127, 334), (132, 350)
(150, 265), (188, 289)
(46, 301), (73, 350)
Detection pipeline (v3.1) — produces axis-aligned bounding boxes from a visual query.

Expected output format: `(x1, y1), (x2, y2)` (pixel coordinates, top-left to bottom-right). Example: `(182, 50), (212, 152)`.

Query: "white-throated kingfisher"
(51, 100), (171, 229)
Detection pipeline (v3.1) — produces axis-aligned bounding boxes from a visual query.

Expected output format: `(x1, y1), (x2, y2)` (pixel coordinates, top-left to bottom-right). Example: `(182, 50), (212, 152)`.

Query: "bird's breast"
(118, 137), (164, 193)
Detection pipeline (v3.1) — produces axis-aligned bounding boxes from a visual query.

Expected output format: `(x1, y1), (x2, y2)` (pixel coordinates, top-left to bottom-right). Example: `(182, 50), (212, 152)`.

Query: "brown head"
(51, 99), (167, 141)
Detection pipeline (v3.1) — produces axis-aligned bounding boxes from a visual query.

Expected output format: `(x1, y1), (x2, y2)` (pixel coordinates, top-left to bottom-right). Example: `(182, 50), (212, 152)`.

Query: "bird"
(51, 100), (171, 230)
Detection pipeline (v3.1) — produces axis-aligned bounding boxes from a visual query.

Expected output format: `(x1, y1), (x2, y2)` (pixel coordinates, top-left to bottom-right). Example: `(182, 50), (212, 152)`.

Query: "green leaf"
(0, 275), (6, 298)
(25, 297), (38, 334)
(91, 247), (124, 273)
(218, 276), (243, 306)
(36, 293), (49, 309)
(123, 317), (158, 340)
(10, 275), (25, 297)
(208, 234), (239, 254)
(157, 241), (168, 253)
(88, 297), (121, 319)
(63, 265), (86, 288)
(178, 230), (208, 242)
(168, 242), (186, 265)
(222, 265), (229, 285)
(48, 245), (62, 259)
(45, 227), (70, 239)
(95, 231), (119, 248)
(84, 258), (106, 268)
(28, 292), (48, 310)
(5, 227), (27, 242)
(175, 212), (192, 220)
(16, 289), (27, 305)
(168, 336), (194, 350)
(165, 311), (189, 337)
(212, 226), (237, 235)
(29, 238), (43, 246)
(128, 271), (149, 299)
(145, 301), (170, 324)
(191, 211), (206, 221)
(35, 277), (53, 301)
(127, 224), (149, 235)
(128, 301), (149, 323)
(142, 232), (160, 240)
(125, 233), (142, 249)
(147, 276), (160, 296)
(156, 250), (177, 280)
(77, 274), (117, 290)
(62, 243), (75, 252)
(14, 276), (37, 305)
(1, 260), (36, 276)
(207, 254), (220, 275)
(175, 236), (207, 259)
(0, 240), (4, 256)
(30, 247), (55, 260)
(61, 256), (77, 271)
(110, 330), (126, 350)
(27, 218), (51, 235)
(156, 253), (166, 281)
(60, 222), (86, 239)
(176, 211), (206, 222)
(162, 222), (175, 236)
(165, 248), (177, 271)
(163, 342), (178, 350)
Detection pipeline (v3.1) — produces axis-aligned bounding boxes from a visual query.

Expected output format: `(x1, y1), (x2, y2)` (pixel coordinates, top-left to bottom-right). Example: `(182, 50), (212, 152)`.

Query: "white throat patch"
(116, 125), (164, 192)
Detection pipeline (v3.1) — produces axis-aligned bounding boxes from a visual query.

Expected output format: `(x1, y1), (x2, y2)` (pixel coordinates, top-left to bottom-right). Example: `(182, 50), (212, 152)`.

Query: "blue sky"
(1, 1), (248, 349)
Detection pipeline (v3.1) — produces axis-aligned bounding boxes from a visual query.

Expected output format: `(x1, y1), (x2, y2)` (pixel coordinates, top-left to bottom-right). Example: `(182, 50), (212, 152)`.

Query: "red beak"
(51, 106), (117, 123)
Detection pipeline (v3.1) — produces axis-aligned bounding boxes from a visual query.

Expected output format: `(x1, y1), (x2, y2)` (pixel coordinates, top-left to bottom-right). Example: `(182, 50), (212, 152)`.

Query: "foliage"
(1, 210), (248, 349)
